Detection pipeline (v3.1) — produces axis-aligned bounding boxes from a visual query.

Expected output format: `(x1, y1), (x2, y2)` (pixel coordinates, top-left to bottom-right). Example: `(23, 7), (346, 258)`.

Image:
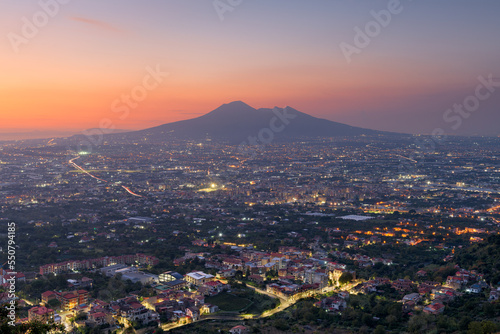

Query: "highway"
(69, 155), (143, 198)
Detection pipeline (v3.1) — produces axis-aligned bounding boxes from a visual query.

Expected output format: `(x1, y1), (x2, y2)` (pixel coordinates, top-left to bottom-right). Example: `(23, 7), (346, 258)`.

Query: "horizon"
(2, 1), (500, 140)
(1, 99), (500, 141)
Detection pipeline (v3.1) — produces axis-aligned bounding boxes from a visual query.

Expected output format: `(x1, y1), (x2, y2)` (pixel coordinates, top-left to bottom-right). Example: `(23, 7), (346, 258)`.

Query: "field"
(205, 292), (253, 312)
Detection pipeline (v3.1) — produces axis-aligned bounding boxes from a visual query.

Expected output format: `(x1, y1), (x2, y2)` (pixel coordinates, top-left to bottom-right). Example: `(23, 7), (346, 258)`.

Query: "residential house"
(402, 293), (421, 303)
(489, 289), (499, 301)
(466, 284), (482, 294)
(185, 271), (215, 286)
(201, 281), (228, 296)
(54, 290), (89, 310)
(318, 296), (347, 313)
(402, 300), (415, 313)
(28, 306), (54, 323)
(229, 325), (250, 334)
(200, 303), (219, 314)
(216, 269), (236, 279)
(186, 307), (200, 321)
(423, 302), (445, 315)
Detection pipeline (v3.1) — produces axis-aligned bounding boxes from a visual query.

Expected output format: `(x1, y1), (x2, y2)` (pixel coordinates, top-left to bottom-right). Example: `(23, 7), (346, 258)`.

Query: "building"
(100, 264), (130, 277)
(200, 304), (219, 314)
(489, 289), (499, 301)
(423, 302), (445, 315)
(128, 217), (154, 224)
(186, 307), (200, 321)
(55, 290), (89, 310)
(121, 271), (159, 284)
(201, 280), (228, 296)
(402, 300), (416, 313)
(159, 271), (184, 283)
(317, 296), (347, 313)
(229, 325), (250, 334)
(41, 291), (57, 304)
(28, 306), (54, 323)
(100, 264), (158, 284)
(88, 312), (108, 325)
(466, 284), (482, 294)
(185, 271), (214, 286)
(162, 279), (187, 291)
(39, 253), (159, 275)
(115, 298), (160, 325)
(216, 269), (236, 279)
(402, 293), (421, 303)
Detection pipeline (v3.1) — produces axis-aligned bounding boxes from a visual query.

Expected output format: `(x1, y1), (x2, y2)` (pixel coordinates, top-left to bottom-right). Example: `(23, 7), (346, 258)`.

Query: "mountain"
(108, 101), (387, 144)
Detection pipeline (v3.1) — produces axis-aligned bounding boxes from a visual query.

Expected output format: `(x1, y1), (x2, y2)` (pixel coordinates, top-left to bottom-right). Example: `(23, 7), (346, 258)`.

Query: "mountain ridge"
(106, 101), (389, 143)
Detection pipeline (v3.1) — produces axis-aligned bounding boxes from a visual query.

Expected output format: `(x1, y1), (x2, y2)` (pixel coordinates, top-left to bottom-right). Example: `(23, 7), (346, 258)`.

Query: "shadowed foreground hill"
(455, 235), (500, 284)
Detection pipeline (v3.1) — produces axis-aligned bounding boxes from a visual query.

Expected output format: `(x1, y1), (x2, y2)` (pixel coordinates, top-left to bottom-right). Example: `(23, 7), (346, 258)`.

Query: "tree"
(339, 272), (354, 285)
(235, 270), (243, 280)
(468, 321), (499, 334)
(273, 318), (290, 331)
(47, 299), (61, 310)
(408, 314), (429, 334)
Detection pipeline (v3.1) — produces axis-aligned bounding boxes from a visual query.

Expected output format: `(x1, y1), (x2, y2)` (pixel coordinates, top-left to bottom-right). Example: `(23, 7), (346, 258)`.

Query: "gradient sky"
(1, 0), (500, 139)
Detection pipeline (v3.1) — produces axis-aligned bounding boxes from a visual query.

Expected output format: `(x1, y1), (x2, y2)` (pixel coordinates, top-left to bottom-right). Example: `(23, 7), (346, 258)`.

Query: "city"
(1, 135), (499, 333)
(1, 1), (500, 333)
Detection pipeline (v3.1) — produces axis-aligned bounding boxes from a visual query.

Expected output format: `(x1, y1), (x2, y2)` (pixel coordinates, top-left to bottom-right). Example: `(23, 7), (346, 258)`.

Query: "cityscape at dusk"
(1, 1), (500, 334)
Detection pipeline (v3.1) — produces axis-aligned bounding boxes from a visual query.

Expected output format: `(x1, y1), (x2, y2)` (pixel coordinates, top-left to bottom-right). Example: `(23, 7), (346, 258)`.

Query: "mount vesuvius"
(104, 101), (387, 144)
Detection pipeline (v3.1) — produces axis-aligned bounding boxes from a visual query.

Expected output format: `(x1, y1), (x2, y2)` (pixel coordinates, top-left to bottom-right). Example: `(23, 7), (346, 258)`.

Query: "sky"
(1, 0), (500, 140)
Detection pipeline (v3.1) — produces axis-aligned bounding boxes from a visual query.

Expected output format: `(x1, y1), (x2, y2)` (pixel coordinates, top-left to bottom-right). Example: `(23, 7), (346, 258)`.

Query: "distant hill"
(107, 101), (389, 144)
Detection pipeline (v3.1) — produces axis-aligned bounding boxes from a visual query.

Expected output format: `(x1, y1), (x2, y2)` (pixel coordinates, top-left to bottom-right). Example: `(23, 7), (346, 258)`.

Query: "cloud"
(69, 16), (125, 33)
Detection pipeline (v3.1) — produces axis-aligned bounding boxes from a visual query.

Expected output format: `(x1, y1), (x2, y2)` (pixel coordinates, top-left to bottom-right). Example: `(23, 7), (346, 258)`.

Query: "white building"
(185, 271), (214, 286)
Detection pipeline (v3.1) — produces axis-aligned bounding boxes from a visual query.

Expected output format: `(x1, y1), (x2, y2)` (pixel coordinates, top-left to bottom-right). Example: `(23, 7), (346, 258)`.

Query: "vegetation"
(205, 291), (252, 312)
(455, 235), (500, 284)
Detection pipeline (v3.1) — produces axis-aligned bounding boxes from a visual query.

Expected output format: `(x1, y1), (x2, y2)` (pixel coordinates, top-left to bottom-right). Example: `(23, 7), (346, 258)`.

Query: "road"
(162, 280), (363, 331)
(241, 281), (287, 303)
(69, 155), (143, 197)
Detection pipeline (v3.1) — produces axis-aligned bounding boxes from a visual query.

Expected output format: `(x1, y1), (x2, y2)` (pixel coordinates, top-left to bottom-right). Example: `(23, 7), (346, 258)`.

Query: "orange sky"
(1, 1), (500, 138)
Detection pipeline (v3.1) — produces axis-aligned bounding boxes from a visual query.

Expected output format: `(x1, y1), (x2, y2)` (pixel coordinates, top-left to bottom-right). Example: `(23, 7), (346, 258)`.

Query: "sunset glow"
(1, 0), (500, 139)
